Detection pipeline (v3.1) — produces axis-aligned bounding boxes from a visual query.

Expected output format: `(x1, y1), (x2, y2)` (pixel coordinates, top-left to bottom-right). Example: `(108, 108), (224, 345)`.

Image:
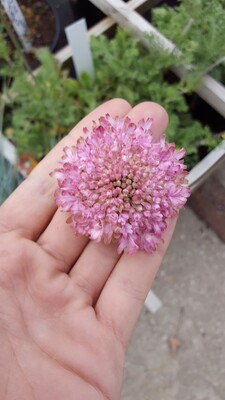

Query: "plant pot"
(189, 158), (225, 243)
(70, 0), (105, 28)
(45, 0), (61, 52)
(15, 0), (75, 57)
(47, 0), (75, 51)
(15, 0), (57, 51)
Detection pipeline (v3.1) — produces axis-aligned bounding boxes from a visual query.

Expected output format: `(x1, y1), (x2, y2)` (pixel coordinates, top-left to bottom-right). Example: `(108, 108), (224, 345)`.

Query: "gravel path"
(122, 206), (225, 400)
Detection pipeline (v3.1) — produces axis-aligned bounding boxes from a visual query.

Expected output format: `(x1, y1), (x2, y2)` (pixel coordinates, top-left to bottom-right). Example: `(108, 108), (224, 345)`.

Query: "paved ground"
(121, 206), (225, 400)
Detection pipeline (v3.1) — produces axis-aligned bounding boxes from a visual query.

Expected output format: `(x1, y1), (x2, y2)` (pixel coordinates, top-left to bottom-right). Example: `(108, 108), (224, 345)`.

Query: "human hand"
(0, 99), (176, 400)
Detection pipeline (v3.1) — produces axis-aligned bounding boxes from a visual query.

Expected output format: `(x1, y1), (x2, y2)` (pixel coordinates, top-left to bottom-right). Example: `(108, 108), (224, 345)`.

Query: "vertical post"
(65, 18), (95, 80)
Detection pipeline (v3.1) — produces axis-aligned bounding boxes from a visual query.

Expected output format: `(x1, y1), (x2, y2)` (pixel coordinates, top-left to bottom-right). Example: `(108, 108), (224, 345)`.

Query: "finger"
(37, 210), (88, 273)
(0, 99), (131, 240)
(70, 102), (169, 303)
(69, 241), (121, 305)
(95, 217), (177, 349)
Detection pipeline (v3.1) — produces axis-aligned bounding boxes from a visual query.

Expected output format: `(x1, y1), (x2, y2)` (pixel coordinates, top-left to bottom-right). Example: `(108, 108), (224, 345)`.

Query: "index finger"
(0, 99), (131, 239)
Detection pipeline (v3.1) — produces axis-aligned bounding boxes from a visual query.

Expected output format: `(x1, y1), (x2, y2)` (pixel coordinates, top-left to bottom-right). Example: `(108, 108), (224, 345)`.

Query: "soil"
(17, 0), (56, 50)
(71, 0), (131, 29)
(186, 93), (225, 134)
(1, 0), (57, 69)
(163, 71), (225, 138)
(71, 0), (104, 29)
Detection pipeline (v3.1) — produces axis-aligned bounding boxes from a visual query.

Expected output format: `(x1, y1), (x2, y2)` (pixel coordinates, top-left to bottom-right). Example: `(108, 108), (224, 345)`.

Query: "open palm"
(0, 99), (176, 400)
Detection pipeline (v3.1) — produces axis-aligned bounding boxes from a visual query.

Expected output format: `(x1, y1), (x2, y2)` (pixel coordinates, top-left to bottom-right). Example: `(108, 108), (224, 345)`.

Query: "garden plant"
(1, 3), (223, 203)
(151, 0), (225, 87)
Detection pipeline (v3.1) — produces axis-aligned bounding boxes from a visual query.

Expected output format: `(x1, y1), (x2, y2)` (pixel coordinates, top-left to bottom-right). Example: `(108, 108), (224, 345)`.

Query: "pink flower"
(52, 114), (190, 255)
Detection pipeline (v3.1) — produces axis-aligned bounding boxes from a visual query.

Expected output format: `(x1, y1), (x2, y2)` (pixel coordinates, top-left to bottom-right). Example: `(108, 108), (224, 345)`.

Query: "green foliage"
(92, 30), (177, 103)
(75, 29), (219, 169)
(0, 15), (27, 80)
(0, 24), (220, 170)
(4, 49), (79, 158)
(0, 27), (9, 61)
(151, 0), (225, 87)
(211, 61), (225, 83)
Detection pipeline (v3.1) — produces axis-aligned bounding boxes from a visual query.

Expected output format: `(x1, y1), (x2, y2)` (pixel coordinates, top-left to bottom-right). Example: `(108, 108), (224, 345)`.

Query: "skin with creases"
(0, 99), (176, 400)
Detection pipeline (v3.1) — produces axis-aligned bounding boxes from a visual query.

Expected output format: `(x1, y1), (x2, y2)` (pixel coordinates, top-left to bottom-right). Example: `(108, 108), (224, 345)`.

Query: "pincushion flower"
(52, 114), (190, 255)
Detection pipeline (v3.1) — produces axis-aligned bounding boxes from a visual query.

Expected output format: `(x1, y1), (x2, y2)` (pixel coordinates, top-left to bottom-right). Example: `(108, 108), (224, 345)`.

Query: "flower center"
(112, 172), (151, 213)
(113, 172), (135, 198)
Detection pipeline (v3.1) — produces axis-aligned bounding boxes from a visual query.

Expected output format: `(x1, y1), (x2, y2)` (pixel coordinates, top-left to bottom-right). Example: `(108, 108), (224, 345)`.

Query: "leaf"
(151, 0), (225, 85)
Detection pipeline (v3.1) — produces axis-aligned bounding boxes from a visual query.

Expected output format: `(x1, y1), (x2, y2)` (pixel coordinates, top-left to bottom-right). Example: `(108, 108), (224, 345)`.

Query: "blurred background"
(0, 1), (225, 398)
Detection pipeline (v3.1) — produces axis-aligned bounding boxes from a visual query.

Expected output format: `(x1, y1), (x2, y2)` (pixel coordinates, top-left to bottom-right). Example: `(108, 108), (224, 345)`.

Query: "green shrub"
(78, 29), (218, 168)
(1, 26), (220, 170)
(151, 0), (225, 87)
(3, 49), (79, 158)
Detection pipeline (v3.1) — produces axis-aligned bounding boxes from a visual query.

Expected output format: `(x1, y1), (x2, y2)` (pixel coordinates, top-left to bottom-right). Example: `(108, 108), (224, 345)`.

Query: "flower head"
(52, 114), (190, 255)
